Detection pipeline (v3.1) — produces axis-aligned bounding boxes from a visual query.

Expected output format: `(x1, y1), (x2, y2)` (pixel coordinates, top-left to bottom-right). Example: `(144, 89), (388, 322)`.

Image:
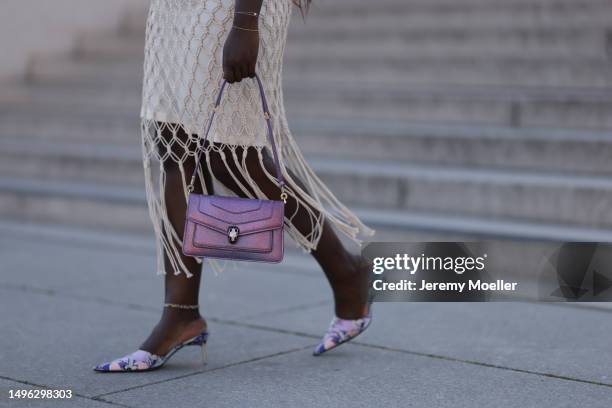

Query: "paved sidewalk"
(0, 223), (611, 408)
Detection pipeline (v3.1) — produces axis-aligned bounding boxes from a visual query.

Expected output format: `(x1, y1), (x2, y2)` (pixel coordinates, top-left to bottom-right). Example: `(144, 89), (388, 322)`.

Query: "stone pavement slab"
(0, 233), (330, 321)
(0, 288), (314, 398)
(254, 302), (612, 386)
(1, 227), (611, 407)
(103, 342), (612, 408)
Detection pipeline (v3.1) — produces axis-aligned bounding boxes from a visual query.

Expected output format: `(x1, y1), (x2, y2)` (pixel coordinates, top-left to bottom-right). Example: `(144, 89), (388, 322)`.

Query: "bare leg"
(140, 124), (210, 355)
(208, 145), (368, 319)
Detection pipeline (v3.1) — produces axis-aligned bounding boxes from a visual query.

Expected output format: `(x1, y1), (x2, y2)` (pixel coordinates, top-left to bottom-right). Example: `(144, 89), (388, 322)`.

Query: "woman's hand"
(222, 24), (259, 83)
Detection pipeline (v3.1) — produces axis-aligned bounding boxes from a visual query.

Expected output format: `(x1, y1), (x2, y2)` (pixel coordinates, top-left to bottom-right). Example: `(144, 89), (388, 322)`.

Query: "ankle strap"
(164, 303), (199, 310)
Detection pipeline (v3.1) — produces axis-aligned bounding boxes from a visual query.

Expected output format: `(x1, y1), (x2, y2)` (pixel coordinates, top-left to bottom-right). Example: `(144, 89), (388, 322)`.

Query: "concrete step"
(122, 0), (612, 34)
(0, 178), (151, 234)
(25, 58), (143, 87)
(283, 81), (612, 130)
(313, 0), (612, 7)
(284, 56), (612, 88)
(14, 74), (612, 111)
(76, 27), (610, 61)
(310, 0), (612, 12)
(2, 117), (612, 175)
(0, 112), (141, 145)
(287, 30), (611, 60)
(315, 159), (612, 229)
(292, 120), (612, 175)
(1, 177), (611, 242)
(297, 3), (612, 30)
(8, 70), (612, 130)
(27, 52), (612, 89)
(0, 81), (142, 109)
(4, 94), (609, 134)
(1, 141), (611, 228)
(0, 140), (147, 186)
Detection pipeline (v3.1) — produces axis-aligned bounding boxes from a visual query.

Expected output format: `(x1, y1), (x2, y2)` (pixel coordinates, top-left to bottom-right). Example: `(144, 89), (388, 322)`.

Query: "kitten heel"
(186, 331), (209, 366)
(200, 342), (208, 365)
(94, 330), (210, 372)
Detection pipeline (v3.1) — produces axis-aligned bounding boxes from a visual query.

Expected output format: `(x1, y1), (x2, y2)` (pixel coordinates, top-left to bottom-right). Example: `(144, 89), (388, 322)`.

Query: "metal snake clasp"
(227, 226), (240, 244)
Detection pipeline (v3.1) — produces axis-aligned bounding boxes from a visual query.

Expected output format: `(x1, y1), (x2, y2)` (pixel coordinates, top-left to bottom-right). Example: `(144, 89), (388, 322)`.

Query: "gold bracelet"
(232, 24), (258, 32)
(234, 11), (258, 17)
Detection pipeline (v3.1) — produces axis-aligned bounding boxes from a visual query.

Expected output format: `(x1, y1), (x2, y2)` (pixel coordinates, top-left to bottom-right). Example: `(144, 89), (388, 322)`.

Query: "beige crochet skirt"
(140, 0), (374, 277)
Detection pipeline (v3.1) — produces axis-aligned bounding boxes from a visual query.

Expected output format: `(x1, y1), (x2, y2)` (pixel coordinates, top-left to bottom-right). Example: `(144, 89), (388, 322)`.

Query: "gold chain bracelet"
(232, 25), (259, 32)
(234, 11), (258, 17)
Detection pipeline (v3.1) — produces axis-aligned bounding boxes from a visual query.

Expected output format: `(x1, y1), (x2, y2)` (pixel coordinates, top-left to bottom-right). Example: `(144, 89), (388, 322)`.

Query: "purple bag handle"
(188, 74), (287, 202)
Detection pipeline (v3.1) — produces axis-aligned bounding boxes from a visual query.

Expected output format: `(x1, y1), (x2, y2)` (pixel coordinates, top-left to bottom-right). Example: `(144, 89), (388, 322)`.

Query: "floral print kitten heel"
(94, 330), (209, 372)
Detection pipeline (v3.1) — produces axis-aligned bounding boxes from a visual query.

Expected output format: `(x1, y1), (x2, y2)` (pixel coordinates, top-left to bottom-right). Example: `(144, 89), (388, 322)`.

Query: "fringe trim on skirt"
(141, 119), (375, 278)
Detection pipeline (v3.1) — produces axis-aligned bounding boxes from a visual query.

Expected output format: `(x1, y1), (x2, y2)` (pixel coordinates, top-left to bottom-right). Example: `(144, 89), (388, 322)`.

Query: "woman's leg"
(208, 145), (368, 319)
(139, 125), (210, 355)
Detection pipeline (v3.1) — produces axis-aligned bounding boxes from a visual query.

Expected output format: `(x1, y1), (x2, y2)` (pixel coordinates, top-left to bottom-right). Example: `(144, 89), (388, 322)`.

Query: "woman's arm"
(222, 0), (263, 83)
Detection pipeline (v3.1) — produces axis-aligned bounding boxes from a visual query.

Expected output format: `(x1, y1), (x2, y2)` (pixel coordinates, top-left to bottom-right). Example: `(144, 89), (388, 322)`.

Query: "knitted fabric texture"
(140, 0), (374, 277)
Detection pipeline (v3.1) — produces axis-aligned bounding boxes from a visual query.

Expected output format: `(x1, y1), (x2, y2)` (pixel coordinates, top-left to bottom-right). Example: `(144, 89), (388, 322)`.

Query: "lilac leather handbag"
(182, 75), (286, 263)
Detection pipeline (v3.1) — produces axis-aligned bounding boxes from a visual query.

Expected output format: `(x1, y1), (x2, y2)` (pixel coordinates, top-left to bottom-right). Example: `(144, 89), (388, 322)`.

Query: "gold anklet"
(232, 25), (259, 32)
(164, 303), (199, 310)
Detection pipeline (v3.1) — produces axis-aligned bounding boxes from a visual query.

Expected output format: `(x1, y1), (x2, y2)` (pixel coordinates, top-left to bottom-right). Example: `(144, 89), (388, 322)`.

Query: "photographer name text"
(372, 279), (518, 292)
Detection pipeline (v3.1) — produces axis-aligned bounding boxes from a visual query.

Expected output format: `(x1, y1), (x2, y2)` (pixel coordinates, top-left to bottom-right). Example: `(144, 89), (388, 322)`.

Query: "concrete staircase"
(1, 0), (612, 243)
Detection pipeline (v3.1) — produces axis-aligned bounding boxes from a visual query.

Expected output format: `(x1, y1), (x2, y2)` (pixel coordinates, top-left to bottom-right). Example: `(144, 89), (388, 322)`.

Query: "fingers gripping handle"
(188, 74), (287, 202)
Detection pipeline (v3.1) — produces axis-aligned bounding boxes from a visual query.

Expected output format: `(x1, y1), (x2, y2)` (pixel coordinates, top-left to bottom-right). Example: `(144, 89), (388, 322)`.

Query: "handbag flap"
(186, 194), (284, 236)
